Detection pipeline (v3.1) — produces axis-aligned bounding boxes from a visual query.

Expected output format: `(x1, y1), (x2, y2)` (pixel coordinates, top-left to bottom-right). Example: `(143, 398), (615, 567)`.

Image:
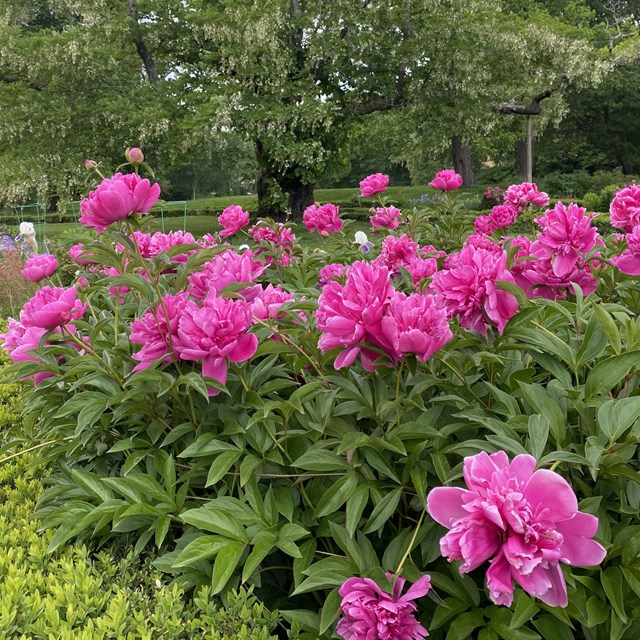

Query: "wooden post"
(526, 115), (533, 183)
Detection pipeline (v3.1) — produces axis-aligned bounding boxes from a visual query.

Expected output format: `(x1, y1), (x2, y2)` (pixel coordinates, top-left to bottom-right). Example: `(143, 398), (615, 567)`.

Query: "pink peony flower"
(612, 226), (640, 275)
(532, 202), (598, 278)
(70, 243), (98, 266)
(248, 222), (296, 266)
(130, 293), (189, 372)
(0, 320), (55, 386)
(176, 293), (258, 395)
(20, 286), (86, 330)
(429, 169), (463, 191)
(430, 244), (518, 335)
(381, 292), (452, 362)
(427, 451), (606, 607)
(474, 215), (497, 236)
(405, 257), (438, 287)
(337, 574), (431, 640)
(316, 260), (395, 371)
(488, 204), (518, 229)
(609, 185), (640, 233)
(21, 254), (58, 282)
(504, 182), (549, 210)
(218, 205), (250, 237)
(359, 173), (390, 198)
(374, 234), (419, 275)
(147, 231), (198, 265)
(251, 284), (295, 322)
(303, 203), (343, 236)
(79, 172), (161, 233)
(187, 249), (265, 301)
(318, 263), (345, 287)
(370, 206), (402, 230)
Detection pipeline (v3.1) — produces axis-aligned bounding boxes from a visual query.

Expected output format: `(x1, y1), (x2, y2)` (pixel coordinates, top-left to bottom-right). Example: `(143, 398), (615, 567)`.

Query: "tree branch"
(492, 75), (568, 116)
(127, 0), (158, 83)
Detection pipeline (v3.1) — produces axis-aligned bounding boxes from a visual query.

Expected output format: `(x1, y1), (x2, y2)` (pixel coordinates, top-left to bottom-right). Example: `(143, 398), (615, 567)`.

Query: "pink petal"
(427, 487), (471, 527)
(523, 469), (578, 522)
(227, 333), (258, 363)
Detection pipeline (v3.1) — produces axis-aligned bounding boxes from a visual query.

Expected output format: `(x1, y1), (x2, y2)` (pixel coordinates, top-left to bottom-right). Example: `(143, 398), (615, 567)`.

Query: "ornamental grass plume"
(370, 205), (402, 230)
(429, 169), (463, 191)
(337, 574), (431, 640)
(359, 173), (390, 198)
(303, 203), (343, 236)
(609, 184), (640, 233)
(427, 451), (606, 607)
(79, 172), (160, 233)
(130, 292), (190, 372)
(176, 293), (258, 395)
(316, 260), (395, 371)
(218, 205), (250, 237)
(21, 254), (58, 282)
(430, 244), (518, 335)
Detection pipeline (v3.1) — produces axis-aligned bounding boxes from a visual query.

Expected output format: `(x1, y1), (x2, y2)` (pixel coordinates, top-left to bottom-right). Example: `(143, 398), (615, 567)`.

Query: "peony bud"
(126, 147), (144, 164)
(84, 159), (97, 170)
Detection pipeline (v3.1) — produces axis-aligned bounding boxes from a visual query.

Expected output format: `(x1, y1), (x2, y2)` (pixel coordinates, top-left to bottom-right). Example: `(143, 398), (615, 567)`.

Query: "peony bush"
(2, 162), (640, 639)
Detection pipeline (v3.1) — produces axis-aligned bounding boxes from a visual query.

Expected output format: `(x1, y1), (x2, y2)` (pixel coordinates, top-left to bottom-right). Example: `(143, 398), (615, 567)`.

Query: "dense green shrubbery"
(3, 178), (640, 639)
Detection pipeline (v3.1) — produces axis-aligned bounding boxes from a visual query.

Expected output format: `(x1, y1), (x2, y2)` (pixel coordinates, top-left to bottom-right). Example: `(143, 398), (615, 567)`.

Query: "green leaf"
(206, 450), (242, 486)
(319, 588), (342, 635)
(446, 610), (485, 640)
(601, 567), (627, 623)
(242, 531), (277, 582)
(532, 615), (573, 640)
(510, 591), (539, 628)
(363, 487), (403, 534)
(315, 473), (359, 518)
(346, 484), (369, 537)
(592, 303), (621, 354)
(180, 507), (248, 542)
(211, 540), (245, 594)
(329, 522), (366, 573)
(585, 351), (640, 398)
(291, 448), (351, 471)
(518, 382), (566, 446)
(527, 415), (549, 460)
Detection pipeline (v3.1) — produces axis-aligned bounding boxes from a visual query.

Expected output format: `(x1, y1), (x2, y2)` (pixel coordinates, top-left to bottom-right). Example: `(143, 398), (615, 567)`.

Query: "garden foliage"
(2, 165), (640, 639)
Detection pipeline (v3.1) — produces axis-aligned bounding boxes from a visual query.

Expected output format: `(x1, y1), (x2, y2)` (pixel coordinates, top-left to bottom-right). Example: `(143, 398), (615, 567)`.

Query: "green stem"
(394, 510), (425, 578)
(0, 437), (74, 466)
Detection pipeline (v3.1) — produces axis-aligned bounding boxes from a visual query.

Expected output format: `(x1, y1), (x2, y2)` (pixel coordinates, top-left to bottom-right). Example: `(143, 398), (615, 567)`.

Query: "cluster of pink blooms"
(21, 254), (58, 282)
(0, 286), (87, 385)
(318, 263), (345, 287)
(130, 230), (199, 265)
(610, 185), (640, 275)
(430, 241), (518, 334)
(303, 203), (343, 235)
(218, 205), (250, 237)
(429, 169), (463, 191)
(373, 235), (440, 287)
(369, 205), (402, 230)
(359, 173), (389, 198)
(79, 173), (161, 233)
(475, 182), (549, 237)
(427, 451), (606, 607)
(483, 185), (504, 204)
(248, 221), (296, 266)
(508, 202), (600, 300)
(316, 260), (452, 370)
(337, 574), (431, 640)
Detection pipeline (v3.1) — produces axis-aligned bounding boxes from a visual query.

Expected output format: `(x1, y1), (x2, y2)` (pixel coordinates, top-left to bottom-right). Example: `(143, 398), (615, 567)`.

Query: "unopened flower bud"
(77, 276), (90, 289)
(126, 147), (144, 164)
(84, 159), (97, 170)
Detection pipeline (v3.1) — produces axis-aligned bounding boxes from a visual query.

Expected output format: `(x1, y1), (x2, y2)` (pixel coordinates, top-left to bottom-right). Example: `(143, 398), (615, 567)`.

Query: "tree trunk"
(255, 140), (274, 216)
(451, 135), (476, 186)
(516, 117), (534, 182)
(287, 181), (315, 220)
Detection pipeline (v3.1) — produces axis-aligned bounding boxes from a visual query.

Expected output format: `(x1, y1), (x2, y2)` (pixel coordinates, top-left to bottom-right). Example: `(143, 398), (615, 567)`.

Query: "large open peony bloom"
(359, 173), (390, 198)
(303, 203), (343, 236)
(532, 202), (598, 278)
(130, 292), (189, 372)
(337, 575), (431, 640)
(427, 451), (606, 607)
(430, 244), (518, 335)
(488, 204), (518, 230)
(370, 206), (402, 230)
(612, 226), (640, 275)
(176, 293), (258, 395)
(0, 320), (54, 386)
(20, 286), (86, 330)
(373, 234), (419, 275)
(218, 205), (250, 237)
(610, 184), (640, 233)
(429, 169), (462, 191)
(21, 254), (58, 282)
(504, 182), (549, 210)
(79, 172), (160, 233)
(187, 249), (265, 301)
(381, 292), (452, 362)
(316, 260), (395, 371)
